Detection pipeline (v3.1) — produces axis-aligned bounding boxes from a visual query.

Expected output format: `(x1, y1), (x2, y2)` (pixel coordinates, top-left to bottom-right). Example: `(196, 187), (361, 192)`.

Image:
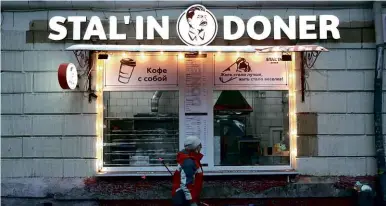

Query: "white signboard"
(50, 4), (341, 43)
(213, 53), (289, 90)
(104, 53), (179, 90)
(182, 54), (211, 165)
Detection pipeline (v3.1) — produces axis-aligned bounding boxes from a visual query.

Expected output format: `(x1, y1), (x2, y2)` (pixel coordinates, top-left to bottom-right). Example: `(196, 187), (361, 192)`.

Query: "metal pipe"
(300, 53), (305, 102)
(373, 2), (385, 205)
(151, 91), (163, 113)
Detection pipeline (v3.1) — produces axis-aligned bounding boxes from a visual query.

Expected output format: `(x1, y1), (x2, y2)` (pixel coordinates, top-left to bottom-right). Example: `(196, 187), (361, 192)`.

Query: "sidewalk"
(1, 175), (376, 205)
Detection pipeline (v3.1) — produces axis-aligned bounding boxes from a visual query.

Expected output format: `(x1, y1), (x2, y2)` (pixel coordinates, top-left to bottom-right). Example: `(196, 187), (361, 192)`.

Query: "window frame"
(102, 90), (180, 169)
(96, 51), (298, 175)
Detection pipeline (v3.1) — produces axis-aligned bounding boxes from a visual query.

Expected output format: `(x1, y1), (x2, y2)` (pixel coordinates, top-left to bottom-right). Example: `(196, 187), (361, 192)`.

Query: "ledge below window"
(96, 169), (298, 177)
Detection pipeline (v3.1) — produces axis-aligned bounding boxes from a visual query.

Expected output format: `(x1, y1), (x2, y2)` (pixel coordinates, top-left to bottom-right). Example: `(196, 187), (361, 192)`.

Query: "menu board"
(184, 115), (208, 164)
(184, 54), (208, 114)
(183, 54), (210, 164)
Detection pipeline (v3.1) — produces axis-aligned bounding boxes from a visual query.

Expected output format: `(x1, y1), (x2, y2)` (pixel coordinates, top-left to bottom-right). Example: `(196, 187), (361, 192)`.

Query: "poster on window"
(104, 53), (179, 90)
(184, 115), (208, 164)
(184, 54), (209, 114)
(213, 53), (289, 90)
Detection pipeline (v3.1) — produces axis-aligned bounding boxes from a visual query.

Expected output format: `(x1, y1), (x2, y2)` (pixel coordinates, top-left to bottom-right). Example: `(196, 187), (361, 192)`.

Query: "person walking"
(172, 136), (204, 206)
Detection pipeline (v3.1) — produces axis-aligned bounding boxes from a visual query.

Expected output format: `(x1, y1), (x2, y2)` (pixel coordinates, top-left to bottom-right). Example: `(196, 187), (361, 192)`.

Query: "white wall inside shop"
(107, 91), (179, 117)
(1, 6), (385, 178)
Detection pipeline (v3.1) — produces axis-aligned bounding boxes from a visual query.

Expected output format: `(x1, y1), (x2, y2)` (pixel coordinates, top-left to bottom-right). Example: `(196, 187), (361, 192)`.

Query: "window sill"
(96, 169), (298, 177)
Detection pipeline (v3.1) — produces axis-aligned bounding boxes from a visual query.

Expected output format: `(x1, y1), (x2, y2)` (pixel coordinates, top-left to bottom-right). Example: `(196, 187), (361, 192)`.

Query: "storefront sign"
(177, 5), (218, 46)
(104, 53), (179, 90)
(214, 53), (288, 90)
(58, 63), (78, 90)
(49, 4), (340, 45)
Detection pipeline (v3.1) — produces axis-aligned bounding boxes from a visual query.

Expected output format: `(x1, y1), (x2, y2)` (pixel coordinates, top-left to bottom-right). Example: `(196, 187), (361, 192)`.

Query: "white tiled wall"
(295, 48), (381, 175)
(1, 14), (96, 178)
(107, 91), (179, 117)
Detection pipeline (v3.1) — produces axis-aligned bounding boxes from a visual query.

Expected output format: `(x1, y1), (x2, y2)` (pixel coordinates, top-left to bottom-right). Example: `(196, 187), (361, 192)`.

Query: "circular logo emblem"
(176, 4), (218, 46)
(66, 63), (78, 90)
(58, 63), (78, 90)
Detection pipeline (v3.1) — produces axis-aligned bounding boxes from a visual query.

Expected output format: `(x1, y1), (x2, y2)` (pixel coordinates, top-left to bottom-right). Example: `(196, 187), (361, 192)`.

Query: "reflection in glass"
(213, 90), (290, 166)
(103, 91), (179, 167)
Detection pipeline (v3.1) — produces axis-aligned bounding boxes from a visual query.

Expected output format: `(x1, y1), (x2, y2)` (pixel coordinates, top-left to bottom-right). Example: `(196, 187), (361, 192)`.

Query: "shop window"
(103, 91), (179, 167)
(213, 90), (290, 166)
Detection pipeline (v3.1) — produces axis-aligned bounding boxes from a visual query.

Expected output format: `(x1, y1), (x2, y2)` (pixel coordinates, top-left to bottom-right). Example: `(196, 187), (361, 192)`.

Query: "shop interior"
(103, 89), (290, 167)
(66, 44), (328, 172)
(213, 90), (290, 166)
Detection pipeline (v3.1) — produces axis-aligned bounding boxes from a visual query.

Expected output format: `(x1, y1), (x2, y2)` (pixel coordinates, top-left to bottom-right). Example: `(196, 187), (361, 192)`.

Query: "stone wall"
(1, 4), (384, 203)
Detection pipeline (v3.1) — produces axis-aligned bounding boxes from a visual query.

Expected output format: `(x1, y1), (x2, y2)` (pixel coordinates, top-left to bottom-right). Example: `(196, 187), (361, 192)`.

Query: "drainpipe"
(151, 91), (163, 113)
(373, 2), (385, 205)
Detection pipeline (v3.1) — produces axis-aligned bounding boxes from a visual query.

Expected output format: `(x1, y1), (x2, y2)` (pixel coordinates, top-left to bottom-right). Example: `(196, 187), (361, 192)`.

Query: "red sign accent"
(58, 63), (74, 89)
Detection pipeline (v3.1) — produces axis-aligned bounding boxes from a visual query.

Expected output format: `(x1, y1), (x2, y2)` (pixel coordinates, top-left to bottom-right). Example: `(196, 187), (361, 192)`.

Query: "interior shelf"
(103, 115), (179, 167)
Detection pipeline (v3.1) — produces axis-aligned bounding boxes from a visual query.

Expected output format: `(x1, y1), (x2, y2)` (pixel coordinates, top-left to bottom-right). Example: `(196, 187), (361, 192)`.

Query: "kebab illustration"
(219, 57), (251, 83)
(118, 58), (137, 84)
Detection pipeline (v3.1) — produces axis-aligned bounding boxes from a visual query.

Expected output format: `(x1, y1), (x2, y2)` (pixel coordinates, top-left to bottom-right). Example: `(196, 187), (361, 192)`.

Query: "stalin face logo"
(176, 4), (218, 46)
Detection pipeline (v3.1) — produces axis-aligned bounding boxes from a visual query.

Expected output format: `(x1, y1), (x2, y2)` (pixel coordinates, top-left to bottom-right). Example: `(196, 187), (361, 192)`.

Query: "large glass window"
(103, 91), (179, 167)
(100, 51), (294, 171)
(213, 90), (290, 166)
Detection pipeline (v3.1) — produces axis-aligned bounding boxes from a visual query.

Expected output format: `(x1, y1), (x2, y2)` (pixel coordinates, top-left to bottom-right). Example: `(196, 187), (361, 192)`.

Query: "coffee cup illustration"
(118, 58), (136, 84)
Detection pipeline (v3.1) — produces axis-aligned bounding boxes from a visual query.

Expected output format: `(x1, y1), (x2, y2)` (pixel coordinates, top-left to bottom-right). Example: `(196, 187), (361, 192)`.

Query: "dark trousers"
(172, 189), (191, 206)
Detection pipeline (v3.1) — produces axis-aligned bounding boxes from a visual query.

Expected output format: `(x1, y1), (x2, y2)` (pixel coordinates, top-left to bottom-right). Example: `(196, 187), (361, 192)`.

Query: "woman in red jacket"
(172, 136), (204, 206)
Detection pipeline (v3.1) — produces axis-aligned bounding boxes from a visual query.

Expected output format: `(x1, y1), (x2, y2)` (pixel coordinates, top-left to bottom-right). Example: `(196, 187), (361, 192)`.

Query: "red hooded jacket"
(171, 149), (204, 203)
